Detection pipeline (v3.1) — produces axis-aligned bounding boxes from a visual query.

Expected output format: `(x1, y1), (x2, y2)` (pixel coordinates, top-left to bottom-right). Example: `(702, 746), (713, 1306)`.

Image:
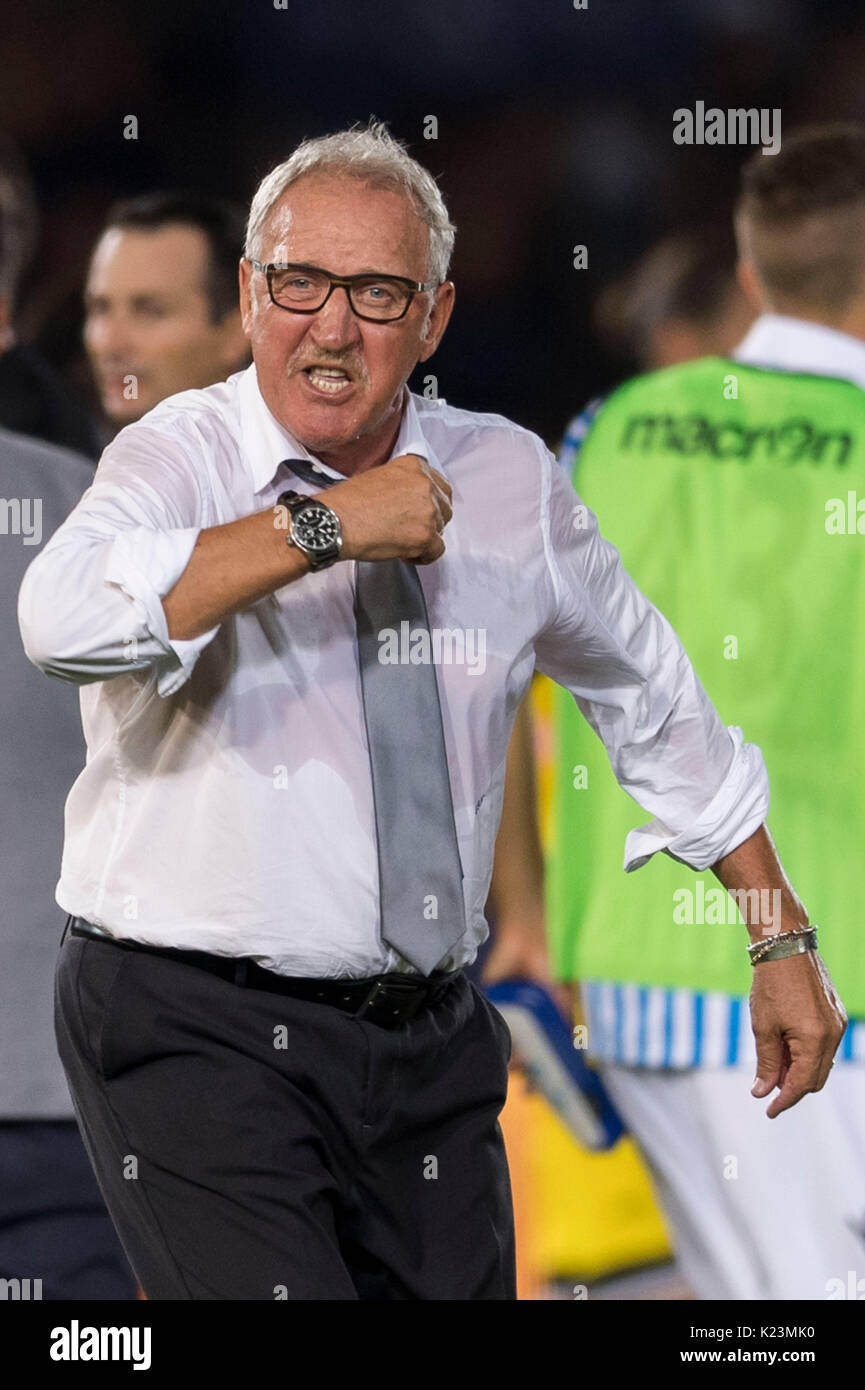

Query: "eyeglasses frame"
(247, 258), (440, 322)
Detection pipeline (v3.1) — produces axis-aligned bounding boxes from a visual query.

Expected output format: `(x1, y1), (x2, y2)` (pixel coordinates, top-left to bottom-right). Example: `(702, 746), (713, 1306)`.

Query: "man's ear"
(238, 258), (255, 337)
(417, 281), (455, 363)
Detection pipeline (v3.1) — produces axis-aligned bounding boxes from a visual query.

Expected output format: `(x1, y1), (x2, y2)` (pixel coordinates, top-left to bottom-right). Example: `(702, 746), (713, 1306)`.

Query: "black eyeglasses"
(248, 259), (438, 322)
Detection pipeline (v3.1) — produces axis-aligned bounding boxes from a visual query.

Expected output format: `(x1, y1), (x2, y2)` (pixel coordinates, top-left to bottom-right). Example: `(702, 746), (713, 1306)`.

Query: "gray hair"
(244, 121), (455, 285)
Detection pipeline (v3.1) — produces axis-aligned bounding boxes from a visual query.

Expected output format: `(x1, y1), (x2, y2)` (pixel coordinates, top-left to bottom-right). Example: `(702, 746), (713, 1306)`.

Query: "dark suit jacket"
(0, 344), (105, 461)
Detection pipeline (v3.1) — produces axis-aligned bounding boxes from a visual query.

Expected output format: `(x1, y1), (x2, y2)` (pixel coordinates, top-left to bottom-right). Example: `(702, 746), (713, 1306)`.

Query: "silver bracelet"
(747, 926), (818, 966)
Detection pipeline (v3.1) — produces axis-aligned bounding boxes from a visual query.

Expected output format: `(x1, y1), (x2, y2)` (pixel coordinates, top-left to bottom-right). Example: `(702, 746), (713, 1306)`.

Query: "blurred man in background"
(0, 142), (104, 460)
(592, 226), (754, 373)
(0, 419), (137, 1297)
(0, 147), (135, 1298)
(538, 123), (865, 1299)
(84, 191), (250, 430)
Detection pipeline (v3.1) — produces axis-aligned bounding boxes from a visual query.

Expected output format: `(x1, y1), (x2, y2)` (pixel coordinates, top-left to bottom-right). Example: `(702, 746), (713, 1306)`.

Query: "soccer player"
(546, 123), (865, 1299)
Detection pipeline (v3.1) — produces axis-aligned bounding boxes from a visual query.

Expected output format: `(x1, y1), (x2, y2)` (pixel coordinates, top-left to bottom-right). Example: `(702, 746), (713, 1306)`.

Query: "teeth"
(307, 368), (350, 393)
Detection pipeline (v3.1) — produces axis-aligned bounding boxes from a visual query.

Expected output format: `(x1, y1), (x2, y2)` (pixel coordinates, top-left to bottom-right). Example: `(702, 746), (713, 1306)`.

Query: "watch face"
(294, 503), (340, 552)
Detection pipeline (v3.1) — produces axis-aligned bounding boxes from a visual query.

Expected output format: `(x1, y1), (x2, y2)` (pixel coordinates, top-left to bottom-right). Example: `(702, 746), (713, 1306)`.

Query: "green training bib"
(548, 356), (865, 1011)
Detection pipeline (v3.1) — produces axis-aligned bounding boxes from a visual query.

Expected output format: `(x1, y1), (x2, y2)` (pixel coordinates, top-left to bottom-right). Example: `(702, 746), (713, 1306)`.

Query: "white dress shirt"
(734, 311), (865, 389)
(17, 364), (768, 978)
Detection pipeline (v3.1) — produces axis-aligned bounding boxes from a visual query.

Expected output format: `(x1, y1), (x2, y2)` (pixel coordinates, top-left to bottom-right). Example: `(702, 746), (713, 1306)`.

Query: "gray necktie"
(281, 457), (467, 975)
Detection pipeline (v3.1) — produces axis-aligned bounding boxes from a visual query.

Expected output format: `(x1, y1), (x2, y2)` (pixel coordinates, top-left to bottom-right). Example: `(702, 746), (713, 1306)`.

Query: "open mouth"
(302, 366), (354, 396)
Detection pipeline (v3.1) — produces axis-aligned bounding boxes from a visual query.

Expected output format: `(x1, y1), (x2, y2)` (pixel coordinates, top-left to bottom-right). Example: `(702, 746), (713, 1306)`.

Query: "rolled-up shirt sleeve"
(17, 424), (219, 697)
(532, 442), (770, 872)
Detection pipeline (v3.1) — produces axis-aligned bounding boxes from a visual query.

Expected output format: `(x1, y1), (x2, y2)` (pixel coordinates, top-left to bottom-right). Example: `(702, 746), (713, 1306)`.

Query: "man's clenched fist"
(314, 453), (453, 565)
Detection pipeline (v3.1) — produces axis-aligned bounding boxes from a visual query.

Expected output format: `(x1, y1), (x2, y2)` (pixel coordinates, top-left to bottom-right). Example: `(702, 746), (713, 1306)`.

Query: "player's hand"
(749, 949), (847, 1117)
(481, 918), (577, 1070)
(319, 452), (452, 565)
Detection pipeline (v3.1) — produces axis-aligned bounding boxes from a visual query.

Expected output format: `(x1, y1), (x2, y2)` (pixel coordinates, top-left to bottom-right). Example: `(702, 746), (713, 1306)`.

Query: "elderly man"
(18, 123), (844, 1301)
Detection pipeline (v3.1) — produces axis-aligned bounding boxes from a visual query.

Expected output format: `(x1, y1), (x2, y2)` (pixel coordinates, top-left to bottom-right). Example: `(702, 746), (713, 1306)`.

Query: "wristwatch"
(276, 490), (343, 571)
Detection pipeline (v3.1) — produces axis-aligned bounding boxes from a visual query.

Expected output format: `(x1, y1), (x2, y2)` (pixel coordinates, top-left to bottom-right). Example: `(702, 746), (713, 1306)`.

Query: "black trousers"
(54, 931), (516, 1300)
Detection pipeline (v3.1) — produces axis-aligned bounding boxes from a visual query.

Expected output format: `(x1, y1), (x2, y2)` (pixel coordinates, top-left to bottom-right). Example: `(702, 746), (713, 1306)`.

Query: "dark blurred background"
(4, 0), (865, 445)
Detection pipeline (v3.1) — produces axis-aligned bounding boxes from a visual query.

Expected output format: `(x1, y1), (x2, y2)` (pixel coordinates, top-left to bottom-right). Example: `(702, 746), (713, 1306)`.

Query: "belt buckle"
(355, 977), (426, 1026)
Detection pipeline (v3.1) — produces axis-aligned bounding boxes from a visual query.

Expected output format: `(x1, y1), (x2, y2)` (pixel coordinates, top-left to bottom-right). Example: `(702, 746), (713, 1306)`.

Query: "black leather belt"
(67, 917), (460, 1028)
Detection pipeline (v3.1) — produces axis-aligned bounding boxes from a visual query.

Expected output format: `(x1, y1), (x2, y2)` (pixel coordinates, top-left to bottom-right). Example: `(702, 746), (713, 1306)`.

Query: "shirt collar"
(237, 362), (441, 494)
(733, 312), (865, 392)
